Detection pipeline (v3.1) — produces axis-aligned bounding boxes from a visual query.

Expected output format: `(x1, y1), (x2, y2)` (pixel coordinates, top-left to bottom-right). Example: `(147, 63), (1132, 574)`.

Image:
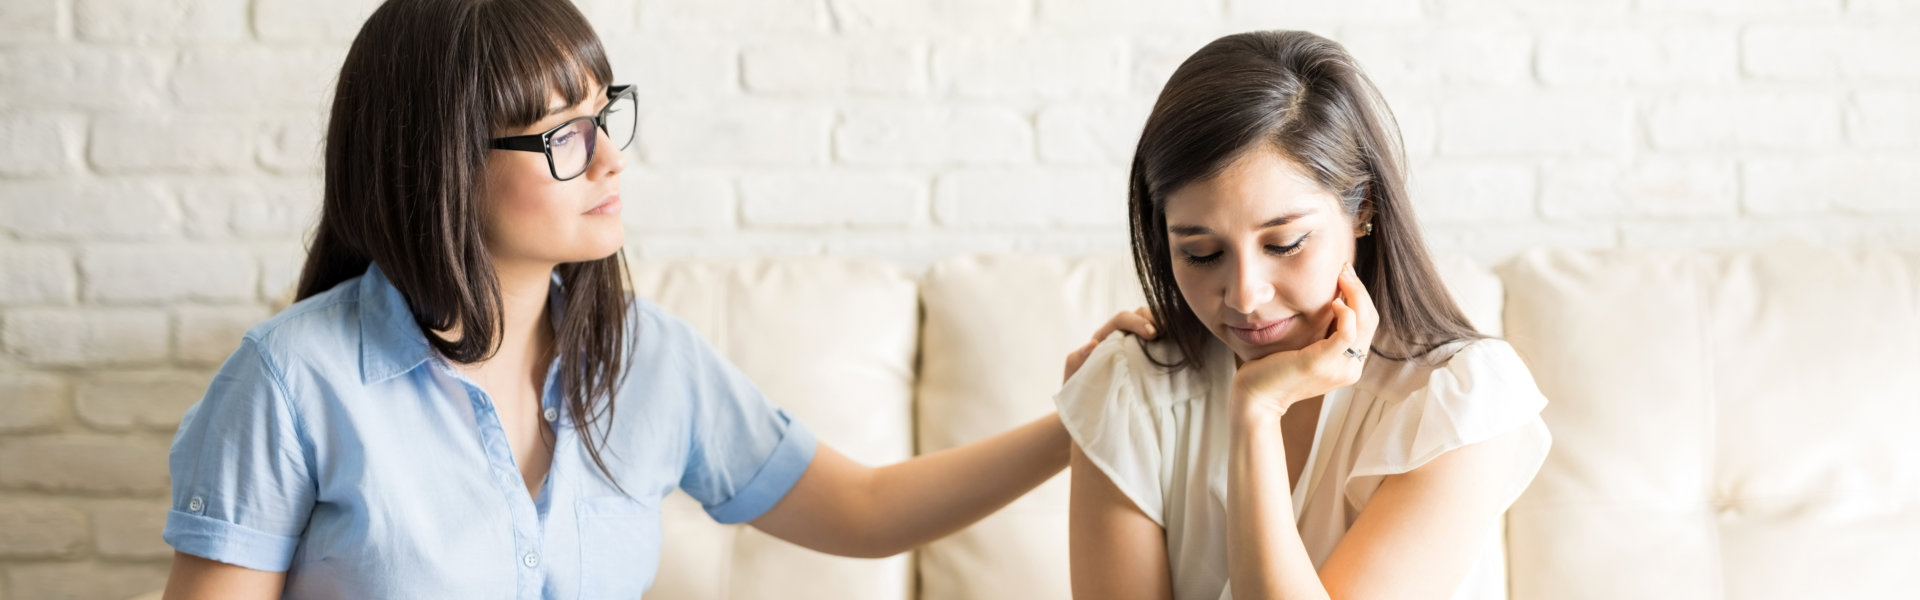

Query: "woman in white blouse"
(1055, 30), (1553, 600)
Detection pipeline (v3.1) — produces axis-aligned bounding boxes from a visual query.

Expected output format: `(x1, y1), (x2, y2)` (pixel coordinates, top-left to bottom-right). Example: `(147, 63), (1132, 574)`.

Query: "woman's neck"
(492, 259), (557, 362)
(437, 259), (557, 370)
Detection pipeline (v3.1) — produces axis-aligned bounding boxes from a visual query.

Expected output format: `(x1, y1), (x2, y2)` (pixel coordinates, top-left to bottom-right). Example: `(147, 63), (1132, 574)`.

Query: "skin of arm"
(753, 309), (1158, 558)
(1066, 442), (1174, 600)
(162, 552), (285, 599)
(751, 412), (1070, 558)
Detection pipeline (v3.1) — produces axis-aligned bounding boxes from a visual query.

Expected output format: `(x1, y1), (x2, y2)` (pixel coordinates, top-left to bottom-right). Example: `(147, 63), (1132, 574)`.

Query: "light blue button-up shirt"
(163, 264), (817, 598)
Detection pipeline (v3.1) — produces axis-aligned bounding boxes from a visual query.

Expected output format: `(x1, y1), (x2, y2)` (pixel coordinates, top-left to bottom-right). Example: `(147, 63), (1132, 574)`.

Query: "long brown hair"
(297, 0), (631, 486)
(1128, 30), (1483, 371)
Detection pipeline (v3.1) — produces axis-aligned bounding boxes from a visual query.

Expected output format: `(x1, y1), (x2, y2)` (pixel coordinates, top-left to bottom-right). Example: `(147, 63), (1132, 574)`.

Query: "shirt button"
(187, 496), (204, 513)
(523, 552), (540, 568)
(543, 407), (558, 422)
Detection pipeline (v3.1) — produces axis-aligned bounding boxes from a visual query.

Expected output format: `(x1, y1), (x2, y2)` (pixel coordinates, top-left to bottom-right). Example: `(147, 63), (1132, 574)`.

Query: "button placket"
(450, 371), (546, 594)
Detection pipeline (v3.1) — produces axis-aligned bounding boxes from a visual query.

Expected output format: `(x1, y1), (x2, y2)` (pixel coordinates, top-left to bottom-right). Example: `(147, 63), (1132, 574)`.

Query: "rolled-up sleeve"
(163, 336), (316, 572)
(658, 309), (818, 525)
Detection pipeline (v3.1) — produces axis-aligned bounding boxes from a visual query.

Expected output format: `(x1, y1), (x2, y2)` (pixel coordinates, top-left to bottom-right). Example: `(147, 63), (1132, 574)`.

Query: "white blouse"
(1056, 333), (1552, 600)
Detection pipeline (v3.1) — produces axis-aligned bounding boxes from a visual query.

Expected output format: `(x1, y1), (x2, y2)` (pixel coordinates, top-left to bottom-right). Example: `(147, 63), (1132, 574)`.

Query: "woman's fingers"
(1132, 307), (1158, 339)
(1063, 340), (1098, 383)
(1340, 262), (1380, 342)
(1091, 308), (1158, 342)
(1331, 290), (1359, 351)
(1066, 308), (1159, 383)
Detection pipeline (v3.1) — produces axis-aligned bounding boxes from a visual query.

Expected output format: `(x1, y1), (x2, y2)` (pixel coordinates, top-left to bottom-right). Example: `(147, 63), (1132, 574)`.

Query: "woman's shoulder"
(230, 273), (379, 383)
(1062, 332), (1218, 411)
(1340, 337), (1553, 510)
(621, 295), (708, 356)
(1353, 337), (1548, 447)
(1363, 338), (1533, 397)
(1054, 332), (1212, 527)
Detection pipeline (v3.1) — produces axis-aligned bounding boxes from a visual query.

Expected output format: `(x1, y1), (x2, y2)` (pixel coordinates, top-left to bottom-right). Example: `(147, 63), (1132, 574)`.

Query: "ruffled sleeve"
(1343, 339), (1553, 511)
(1054, 331), (1169, 527)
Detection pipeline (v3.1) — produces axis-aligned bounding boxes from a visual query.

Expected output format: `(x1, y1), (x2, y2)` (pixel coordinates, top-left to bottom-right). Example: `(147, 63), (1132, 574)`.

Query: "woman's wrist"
(1228, 385), (1292, 429)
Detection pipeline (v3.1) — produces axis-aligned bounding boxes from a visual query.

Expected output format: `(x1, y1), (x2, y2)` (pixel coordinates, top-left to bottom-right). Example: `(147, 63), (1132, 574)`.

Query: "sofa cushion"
(913, 252), (1503, 599)
(1498, 247), (1920, 600)
(631, 258), (920, 600)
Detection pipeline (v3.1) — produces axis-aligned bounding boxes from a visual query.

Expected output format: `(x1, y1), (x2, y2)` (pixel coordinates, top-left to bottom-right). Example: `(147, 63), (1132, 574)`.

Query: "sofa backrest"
(635, 258), (921, 600)
(1498, 247), (1920, 600)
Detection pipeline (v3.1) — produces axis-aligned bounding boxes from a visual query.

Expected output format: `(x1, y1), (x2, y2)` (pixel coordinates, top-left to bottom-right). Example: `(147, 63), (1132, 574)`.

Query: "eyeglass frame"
(488, 84), (636, 181)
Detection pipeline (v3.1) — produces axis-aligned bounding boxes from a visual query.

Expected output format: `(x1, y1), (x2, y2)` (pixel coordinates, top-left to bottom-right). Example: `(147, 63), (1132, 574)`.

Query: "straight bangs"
(476, 0), (615, 134)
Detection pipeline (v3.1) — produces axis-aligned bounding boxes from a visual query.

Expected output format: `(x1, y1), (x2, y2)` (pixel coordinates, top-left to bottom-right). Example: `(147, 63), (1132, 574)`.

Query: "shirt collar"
(358, 263), (434, 384)
(356, 263), (570, 385)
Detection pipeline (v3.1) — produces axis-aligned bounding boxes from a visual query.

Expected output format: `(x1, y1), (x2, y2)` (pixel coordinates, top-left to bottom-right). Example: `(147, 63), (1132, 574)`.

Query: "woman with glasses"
(158, 0), (1148, 597)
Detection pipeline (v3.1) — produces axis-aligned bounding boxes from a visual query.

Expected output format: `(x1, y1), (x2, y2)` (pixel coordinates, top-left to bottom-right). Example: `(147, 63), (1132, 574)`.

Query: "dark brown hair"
(297, 0), (631, 486)
(1128, 30), (1483, 371)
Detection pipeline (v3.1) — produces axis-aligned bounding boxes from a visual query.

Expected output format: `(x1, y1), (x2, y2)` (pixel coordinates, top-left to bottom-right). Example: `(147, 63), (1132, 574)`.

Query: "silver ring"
(1343, 347), (1366, 360)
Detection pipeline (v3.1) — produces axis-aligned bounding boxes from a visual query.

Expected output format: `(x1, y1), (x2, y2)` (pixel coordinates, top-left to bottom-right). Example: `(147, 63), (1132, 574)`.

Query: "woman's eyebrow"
(538, 86), (611, 120)
(1169, 209), (1315, 236)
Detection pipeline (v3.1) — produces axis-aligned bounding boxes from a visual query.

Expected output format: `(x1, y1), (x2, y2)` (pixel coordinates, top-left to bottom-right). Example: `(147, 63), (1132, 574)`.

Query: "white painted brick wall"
(833, 0), (1030, 33)
(620, 170), (737, 231)
(0, 501), (87, 557)
(0, 113), (82, 177)
(641, 104), (833, 165)
(1540, 160), (1740, 219)
(74, 0), (249, 43)
(173, 305), (272, 365)
(742, 40), (927, 97)
(1848, 91), (1920, 149)
(0, 47), (172, 110)
(1036, 104), (1149, 164)
(741, 171), (927, 227)
(0, 245), (75, 304)
(1409, 162), (1536, 223)
(0, 0), (62, 42)
(1647, 92), (1844, 151)
(1439, 91), (1636, 156)
(0, 373), (67, 433)
(934, 167), (1126, 228)
(91, 500), (173, 560)
(0, 180), (178, 240)
(74, 371), (211, 430)
(1535, 28), (1739, 87)
(79, 244), (256, 303)
(0, 435), (171, 493)
(3, 308), (171, 367)
(2, 1), (1918, 596)
(835, 105), (1032, 165)
(933, 39), (1129, 98)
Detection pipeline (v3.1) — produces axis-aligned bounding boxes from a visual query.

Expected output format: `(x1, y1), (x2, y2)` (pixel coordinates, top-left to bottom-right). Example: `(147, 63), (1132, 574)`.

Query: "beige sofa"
(138, 247), (1920, 599)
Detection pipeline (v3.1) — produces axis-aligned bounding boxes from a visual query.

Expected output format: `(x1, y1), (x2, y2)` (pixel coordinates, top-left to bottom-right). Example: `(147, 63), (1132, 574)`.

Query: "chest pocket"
(577, 495), (662, 597)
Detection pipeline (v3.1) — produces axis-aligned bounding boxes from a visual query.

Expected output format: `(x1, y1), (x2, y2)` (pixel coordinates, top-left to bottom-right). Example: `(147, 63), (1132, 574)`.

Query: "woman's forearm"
(862, 412), (1070, 555)
(1228, 403), (1330, 600)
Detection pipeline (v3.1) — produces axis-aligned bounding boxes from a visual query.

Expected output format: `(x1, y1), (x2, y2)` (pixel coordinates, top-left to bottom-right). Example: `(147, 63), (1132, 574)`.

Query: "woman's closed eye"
(1179, 231), (1312, 266)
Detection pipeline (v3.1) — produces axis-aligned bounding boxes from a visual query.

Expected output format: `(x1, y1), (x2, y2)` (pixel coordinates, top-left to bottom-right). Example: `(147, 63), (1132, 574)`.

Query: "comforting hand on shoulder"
(1063, 307), (1159, 384)
(1230, 262), (1379, 420)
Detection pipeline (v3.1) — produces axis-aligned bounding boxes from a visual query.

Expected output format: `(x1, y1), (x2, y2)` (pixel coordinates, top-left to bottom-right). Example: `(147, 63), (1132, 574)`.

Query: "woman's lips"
(1226, 316), (1294, 346)
(585, 194), (621, 216)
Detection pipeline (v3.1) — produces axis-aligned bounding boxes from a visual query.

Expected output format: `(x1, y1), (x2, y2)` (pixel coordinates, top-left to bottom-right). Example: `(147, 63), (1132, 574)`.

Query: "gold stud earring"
(1361, 222), (1374, 237)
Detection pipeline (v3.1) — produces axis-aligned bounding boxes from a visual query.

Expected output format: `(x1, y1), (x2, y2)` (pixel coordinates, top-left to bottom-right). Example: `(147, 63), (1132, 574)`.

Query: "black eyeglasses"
(490, 84), (636, 181)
